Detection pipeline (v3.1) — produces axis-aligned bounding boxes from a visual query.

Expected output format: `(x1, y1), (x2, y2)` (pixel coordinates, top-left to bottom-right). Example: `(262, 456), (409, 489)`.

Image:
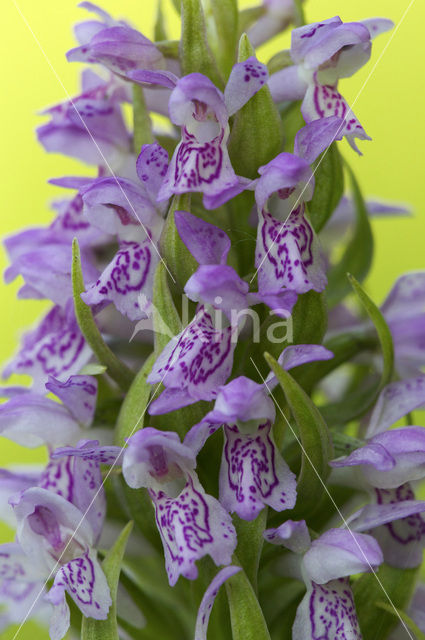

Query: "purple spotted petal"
(0, 542), (44, 583)
(268, 65), (308, 103)
(206, 376), (276, 425)
(0, 394), (82, 448)
(256, 208), (327, 296)
(292, 578), (362, 640)
(45, 375), (97, 427)
(195, 566), (242, 640)
(370, 485), (425, 569)
(255, 152), (314, 212)
(294, 116), (344, 164)
(135, 142), (169, 204)
(52, 442), (123, 466)
(367, 377), (425, 437)
(174, 210), (231, 265)
(302, 82), (371, 154)
(147, 306), (236, 412)
(168, 73), (228, 131)
(82, 240), (158, 321)
(264, 519), (311, 554)
(265, 344), (334, 388)
(150, 473), (236, 586)
(220, 422), (297, 520)
(47, 549), (111, 620)
(184, 265), (250, 318)
(224, 57), (268, 116)
(303, 528), (383, 583)
(67, 26), (164, 76)
(3, 303), (92, 391)
(361, 18), (394, 40)
(123, 427), (196, 494)
(290, 17), (344, 65)
(49, 191), (106, 247)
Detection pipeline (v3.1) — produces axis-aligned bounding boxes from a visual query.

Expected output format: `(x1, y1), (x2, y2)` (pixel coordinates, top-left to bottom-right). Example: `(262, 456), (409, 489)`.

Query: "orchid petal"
(264, 519), (311, 554)
(265, 344), (333, 388)
(129, 69), (179, 89)
(194, 566), (242, 640)
(268, 65), (308, 103)
(294, 116), (344, 163)
(184, 265), (250, 318)
(135, 142), (169, 204)
(367, 377), (425, 438)
(224, 57), (268, 117)
(174, 210), (231, 265)
(45, 375), (97, 427)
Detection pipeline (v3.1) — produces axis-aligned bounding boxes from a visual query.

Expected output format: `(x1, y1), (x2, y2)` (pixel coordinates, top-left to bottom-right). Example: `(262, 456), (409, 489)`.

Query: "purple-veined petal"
(303, 528), (383, 583)
(174, 210), (231, 265)
(129, 68), (179, 88)
(220, 422), (297, 520)
(184, 265), (250, 318)
(82, 240), (158, 321)
(224, 57), (268, 116)
(168, 73), (228, 131)
(52, 441), (123, 466)
(3, 303), (92, 391)
(46, 375), (97, 427)
(268, 65), (308, 103)
(255, 152), (314, 212)
(349, 498), (425, 535)
(0, 542), (44, 582)
(330, 442), (396, 473)
(264, 519), (311, 553)
(150, 473), (236, 586)
(147, 306), (236, 412)
(251, 289), (298, 318)
(292, 578), (362, 640)
(184, 421), (222, 456)
(206, 376), (276, 425)
(290, 17), (343, 65)
(202, 175), (253, 210)
(48, 549), (111, 620)
(256, 208), (327, 296)
(294, 116), (344, 163)
(361, 18), (394, 40)
(0, 469), (41, 527)
(147, 387), (196, 415)
(265, 344), (333, 388)
(48, 585), (71, 640)
(0, 394), (82, 448)
(135, 142), (169, 204)
(194, 566), (242, 640)
(302, 82), (371, 154)
(367, 377), (425, 438)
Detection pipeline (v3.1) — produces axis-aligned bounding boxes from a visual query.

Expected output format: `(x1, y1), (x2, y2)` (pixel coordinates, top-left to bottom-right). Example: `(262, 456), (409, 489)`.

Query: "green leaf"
(205, 0), (238, 77)
(132, 84), (153, 153)
(154, 0), (168, 41)
(354, 564), (419, 640)
(114, 352), (155, 446)
(327, 166), (373, 307)
(234, 510), (267, 592)
(226, 563), (272, 640)
(267, 49), (292, 76)
(228, 34), (283, 179)
(155, 39), (180, 58)
(79, 363), (107, 376)
(180, 0), (223, 87)
(152, 261), (182, 356)
(376, 602), (425, 640)
(264, 353), (332, 516)
(71, 238), (134, 392)
(81, 522), (133, 640)
(321, 276), (394, 425)
(158, 194), (198, 291)
(308, 143), (344, 232)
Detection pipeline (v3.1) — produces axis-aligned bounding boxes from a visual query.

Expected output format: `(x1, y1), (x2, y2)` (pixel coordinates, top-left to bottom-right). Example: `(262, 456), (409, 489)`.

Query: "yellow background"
(1, 0), (424, 637)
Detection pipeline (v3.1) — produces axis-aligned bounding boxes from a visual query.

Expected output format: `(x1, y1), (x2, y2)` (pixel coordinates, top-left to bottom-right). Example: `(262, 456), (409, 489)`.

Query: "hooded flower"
(269, 16), (393, 152)
(121, 427), (236, 585)
(185, 344), (332, 520)
(264, 521), (383, 639)
(247, 0), (302, 48)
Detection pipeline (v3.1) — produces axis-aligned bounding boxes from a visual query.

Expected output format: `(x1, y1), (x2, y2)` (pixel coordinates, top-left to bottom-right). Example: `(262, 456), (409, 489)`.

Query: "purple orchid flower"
(79, 142), (169, 321)
(37, 69), (131, 169)
(131, 59), (268, 209)
(67, 2), (165, 78)
(184, 344), (332, 520)
(264, 521), (383, 639)
(194, 565), (242, 640)
(122, 427), (237, 586)
(269, 16), (393, 152)
(3, 302), (92, 391)
(11, 487), (111, 640)
(247, 0), (302, 48)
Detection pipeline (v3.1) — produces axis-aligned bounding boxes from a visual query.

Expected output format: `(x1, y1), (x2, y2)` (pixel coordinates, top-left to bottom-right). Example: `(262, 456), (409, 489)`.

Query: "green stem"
(132, 84), (153, 153)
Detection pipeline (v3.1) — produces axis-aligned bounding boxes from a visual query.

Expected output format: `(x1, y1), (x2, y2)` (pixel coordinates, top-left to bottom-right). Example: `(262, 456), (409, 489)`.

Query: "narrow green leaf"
(267, 49), (292, 76)
(154, 0), (168, 41)
(114, 353), (155, 446)
(226, 563), (272, 640)
(158, 194), (198, 291)
(376, 602), (425, 640)
(81, 522), (133, 640)
(327, 166), (373, 306)
(71, 238), (134, 392)
(228, 33), (283, 179)
(155, 39), (180, 58)
(79, 363), (107, 376)
(206, 0), (238, 76)
(132, 84), (153, 154)
(152, 261), (182, 356)
(180, 0), (223, 87)
(308, 142), (344, 232)
(354, 564), (419, 640)
(264, 353), (332, 515)
(234, 510), (267, 592)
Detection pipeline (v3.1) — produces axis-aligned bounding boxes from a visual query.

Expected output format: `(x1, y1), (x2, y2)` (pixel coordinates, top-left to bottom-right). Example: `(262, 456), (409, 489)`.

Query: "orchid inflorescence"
(1, 2), (424, 640)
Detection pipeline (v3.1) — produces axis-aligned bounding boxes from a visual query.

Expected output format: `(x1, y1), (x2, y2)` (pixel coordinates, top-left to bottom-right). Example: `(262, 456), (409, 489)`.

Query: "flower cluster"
(1, 2), (424, 640)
